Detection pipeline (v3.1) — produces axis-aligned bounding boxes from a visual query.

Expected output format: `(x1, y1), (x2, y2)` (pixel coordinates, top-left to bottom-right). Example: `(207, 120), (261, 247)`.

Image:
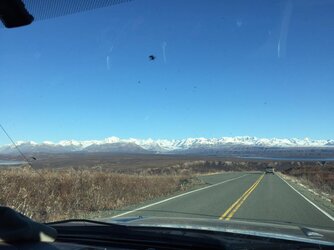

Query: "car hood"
(104, 216), (334, 246)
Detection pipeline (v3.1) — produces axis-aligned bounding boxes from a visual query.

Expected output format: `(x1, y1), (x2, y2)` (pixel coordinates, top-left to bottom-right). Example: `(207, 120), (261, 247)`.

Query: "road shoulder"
(277, 172), (334, 220)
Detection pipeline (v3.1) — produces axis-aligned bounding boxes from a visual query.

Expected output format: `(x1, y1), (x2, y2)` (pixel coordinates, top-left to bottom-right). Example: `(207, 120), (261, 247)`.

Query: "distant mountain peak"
(0, 136), (333, 155)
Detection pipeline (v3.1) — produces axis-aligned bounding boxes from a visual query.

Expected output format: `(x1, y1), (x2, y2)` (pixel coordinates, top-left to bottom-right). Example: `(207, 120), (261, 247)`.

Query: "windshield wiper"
(49, 218), (227, 249)
(47, 218), (131, 237)
(49, 218), (331, 250)
(46, 218), (128, 227)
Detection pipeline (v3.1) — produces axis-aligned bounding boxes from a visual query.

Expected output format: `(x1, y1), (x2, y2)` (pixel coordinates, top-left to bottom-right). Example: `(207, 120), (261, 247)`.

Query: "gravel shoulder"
(278, 172), (334, 218)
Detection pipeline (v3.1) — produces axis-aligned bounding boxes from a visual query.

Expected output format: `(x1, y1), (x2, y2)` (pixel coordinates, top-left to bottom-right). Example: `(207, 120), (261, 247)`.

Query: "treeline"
(116, 159), (331, 175)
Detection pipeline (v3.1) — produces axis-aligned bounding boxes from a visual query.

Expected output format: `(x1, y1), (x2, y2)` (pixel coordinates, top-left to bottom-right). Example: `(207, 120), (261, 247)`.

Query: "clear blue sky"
(1, 0), (334, 144)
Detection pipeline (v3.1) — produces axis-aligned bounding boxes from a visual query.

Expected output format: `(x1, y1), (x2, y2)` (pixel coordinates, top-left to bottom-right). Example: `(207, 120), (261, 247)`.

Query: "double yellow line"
(220, 174), (264, 220)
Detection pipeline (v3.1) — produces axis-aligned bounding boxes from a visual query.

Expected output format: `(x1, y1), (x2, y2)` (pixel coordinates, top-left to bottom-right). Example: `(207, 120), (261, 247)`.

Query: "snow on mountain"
(0, 136), (333, 154)
(84, 142), (151, 154)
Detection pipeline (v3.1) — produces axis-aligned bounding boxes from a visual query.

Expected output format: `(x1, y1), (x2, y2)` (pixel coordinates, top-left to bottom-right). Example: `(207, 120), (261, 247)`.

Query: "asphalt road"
(113, 172), (334, 229)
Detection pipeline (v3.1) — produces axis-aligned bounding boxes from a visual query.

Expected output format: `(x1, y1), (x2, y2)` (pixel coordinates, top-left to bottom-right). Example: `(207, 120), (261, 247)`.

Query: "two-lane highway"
(113, 172), (334, 229)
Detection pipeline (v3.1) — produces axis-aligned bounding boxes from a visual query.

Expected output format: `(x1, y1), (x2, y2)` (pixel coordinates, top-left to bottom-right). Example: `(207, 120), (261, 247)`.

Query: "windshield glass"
(1, 0), (333, 230)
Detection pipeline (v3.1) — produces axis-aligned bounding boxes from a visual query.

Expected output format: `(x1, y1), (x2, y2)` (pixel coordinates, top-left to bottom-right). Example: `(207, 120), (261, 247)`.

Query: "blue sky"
(1, 0), (334, 143)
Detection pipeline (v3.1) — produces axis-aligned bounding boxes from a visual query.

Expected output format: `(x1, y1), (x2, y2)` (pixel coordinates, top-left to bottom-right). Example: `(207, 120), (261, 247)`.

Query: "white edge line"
(111, 174), (249, 218)
(277, 173), (334, 222)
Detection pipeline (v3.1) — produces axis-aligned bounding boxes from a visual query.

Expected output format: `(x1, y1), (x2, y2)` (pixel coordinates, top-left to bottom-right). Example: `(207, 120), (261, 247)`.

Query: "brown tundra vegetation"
(283, 164), (334, 203)
(0, 166), (195, 222)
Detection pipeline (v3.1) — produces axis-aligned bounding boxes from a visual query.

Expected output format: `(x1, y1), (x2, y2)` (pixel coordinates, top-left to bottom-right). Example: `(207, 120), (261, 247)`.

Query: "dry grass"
(283, 165), (334, 203)
(0, 166), (195, 222)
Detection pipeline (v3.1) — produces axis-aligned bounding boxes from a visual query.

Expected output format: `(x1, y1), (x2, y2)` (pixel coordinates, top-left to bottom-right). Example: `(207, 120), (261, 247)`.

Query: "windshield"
(0, 0), (333, 230)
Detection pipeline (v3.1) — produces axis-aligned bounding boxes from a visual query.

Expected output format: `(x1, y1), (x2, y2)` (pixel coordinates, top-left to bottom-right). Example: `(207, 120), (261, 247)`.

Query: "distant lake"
(238, 156), (334, 162)
(0, 160), (26, 166)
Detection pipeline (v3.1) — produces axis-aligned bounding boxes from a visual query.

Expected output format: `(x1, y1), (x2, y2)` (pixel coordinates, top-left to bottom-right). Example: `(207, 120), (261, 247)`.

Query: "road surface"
(113, 172), (334, 229)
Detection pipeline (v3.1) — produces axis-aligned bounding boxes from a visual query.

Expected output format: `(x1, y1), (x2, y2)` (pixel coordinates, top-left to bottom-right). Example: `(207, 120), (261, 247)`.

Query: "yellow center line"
(219, 178), (259, 219)
(219, 174), (264, 220)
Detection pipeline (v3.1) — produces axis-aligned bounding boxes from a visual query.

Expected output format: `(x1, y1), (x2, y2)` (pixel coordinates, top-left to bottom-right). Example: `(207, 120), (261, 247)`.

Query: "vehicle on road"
(265, 167), (275, 174)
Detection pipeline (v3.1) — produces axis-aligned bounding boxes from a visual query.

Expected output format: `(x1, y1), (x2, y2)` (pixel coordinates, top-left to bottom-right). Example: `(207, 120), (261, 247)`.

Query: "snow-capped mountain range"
(0, 136), (333, 154)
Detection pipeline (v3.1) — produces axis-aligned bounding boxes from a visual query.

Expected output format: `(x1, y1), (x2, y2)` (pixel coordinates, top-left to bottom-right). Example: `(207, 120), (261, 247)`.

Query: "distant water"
(0, 160), (26, 166)
(238, 156), (334, 162)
